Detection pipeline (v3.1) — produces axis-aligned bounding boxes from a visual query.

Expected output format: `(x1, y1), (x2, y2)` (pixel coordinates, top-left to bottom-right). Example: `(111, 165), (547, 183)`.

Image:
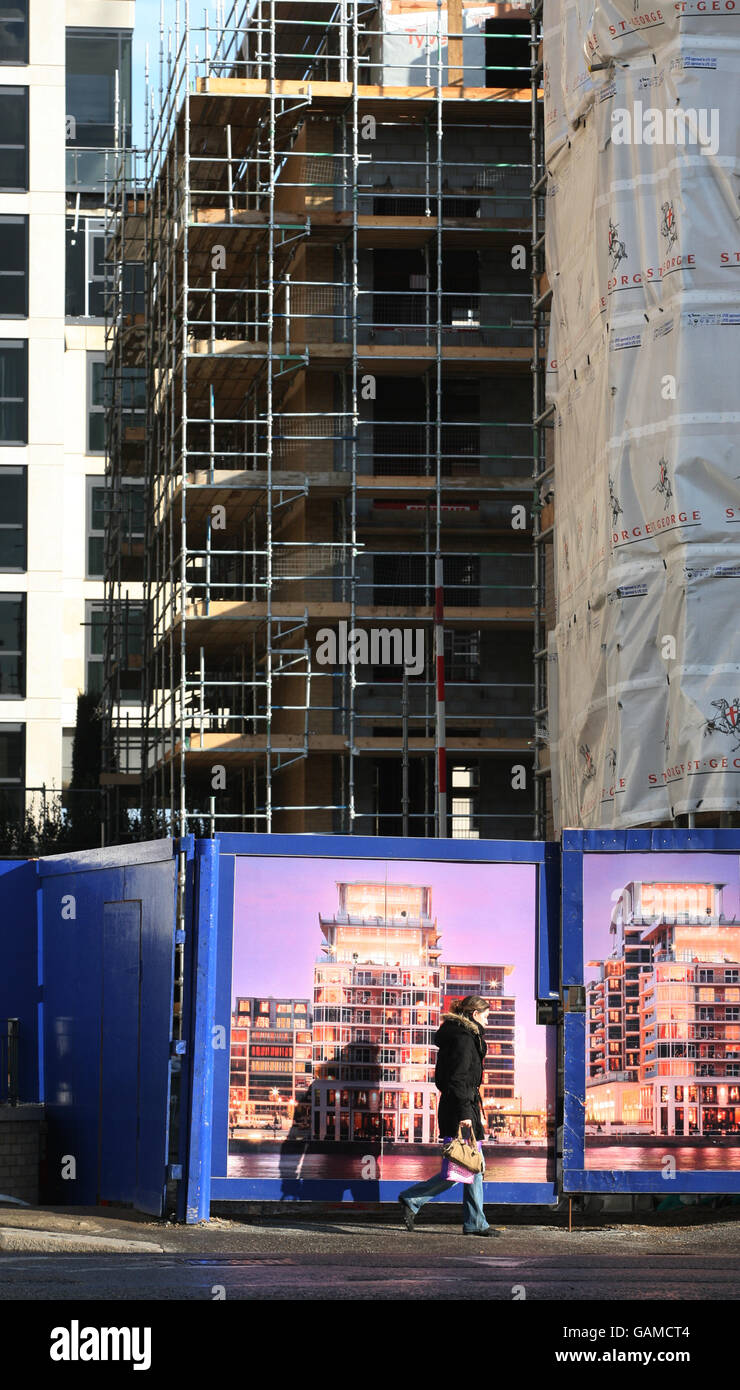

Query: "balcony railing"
(66, 146), (131, 193)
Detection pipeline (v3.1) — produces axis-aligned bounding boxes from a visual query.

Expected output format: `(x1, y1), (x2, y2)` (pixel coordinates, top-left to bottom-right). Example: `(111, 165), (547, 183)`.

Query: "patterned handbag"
(441, 1125), (484, 1175)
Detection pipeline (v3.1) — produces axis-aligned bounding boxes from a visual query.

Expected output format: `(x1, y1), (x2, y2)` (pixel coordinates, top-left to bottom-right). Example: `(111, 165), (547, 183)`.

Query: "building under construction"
(102, 0), (550, 842)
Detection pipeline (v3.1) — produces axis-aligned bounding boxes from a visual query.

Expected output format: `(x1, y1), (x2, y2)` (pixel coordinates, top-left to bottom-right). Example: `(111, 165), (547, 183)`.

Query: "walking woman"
(397, 995), (497, 1236)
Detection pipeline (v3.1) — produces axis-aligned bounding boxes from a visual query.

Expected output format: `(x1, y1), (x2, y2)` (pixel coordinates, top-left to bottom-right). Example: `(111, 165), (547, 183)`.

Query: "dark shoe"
(398, 1197), (415, 1231)
(463, 1226), (500, 1236)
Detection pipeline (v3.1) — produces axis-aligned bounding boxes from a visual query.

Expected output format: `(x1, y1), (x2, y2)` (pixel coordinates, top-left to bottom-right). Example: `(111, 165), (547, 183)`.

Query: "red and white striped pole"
(434, 555), (447, 837)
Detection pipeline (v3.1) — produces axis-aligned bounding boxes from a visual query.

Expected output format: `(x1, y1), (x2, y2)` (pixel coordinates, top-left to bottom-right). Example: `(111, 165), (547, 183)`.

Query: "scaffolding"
(103, 0), (541, 842)
(529, 0), (552, 840)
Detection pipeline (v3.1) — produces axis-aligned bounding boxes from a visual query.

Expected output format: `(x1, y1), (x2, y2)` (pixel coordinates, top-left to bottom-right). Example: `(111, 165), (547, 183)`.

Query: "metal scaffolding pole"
(530, 0), (550, 840)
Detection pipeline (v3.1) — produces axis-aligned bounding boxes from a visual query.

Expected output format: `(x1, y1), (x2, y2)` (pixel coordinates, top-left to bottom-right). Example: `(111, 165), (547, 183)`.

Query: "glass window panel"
(67, 34), (119, 124)
(0, 216), (27, 275)
(88, 279), (105, 318)
(0, 214), (27, 315)
(0, 466), (25, 569)
(0, 398), (24, 440)
(66, 218), (107, 319)
(0, 721), (23, 781)
(0, 85), (27, 140)
(87, 478), (107, 576)
(0, 466), (23, 521)
(120, 669), (142, 700)
(92, 231), (106, 279)
(0, 86), (27, 190)
(0, 147), (24, 187)
(121, 367), (146, 411)
(0, 4), (28, 65)
(0, 594), (23, 646)
(122, 261), (145, 315)
(89, 607), (106, 656)
(0, 338), (25, 393)
(123, 483), (146, 533)
(0, 278), (25, 318)
(66, 33), (132, 148)
(0, 339), (27, 444)
(0, 593), (23, 696)
(0, 652), (21, 694)
(91, 360), (107, 407)
(0, 5), (28, 65)
(119, 35), (132, 113)
(123, 607), (145, 656)
(88, 357), (108, 453)
(87, 660), (103, 696)
(0, 528), (24, 569)
(65, 219), (85, 316)
(88, 412), (106, 453)
(87, 534), (104, 577)
(90, 484), (107, 530)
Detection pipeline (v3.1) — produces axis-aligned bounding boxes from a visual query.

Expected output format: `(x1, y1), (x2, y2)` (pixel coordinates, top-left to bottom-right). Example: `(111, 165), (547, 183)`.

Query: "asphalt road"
(0, 1248), (738, 1299)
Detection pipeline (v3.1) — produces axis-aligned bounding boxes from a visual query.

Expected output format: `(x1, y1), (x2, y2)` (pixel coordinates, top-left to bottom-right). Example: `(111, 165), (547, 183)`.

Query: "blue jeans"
(399, 1155), (488, 1233)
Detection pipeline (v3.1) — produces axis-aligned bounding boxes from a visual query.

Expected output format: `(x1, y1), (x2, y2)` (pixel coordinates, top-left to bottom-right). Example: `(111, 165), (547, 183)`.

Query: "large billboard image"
(583, 852), (740, 1171)
(225, 855), (556, 1187)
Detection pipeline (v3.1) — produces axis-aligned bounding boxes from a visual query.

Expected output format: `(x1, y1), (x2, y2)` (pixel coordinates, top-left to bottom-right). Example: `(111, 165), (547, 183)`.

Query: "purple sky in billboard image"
(583, 852), (740, 959)
(232, 856), (547, 1109)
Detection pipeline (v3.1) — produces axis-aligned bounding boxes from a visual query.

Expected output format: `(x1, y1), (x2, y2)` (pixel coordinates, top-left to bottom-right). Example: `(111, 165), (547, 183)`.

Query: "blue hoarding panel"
(215, 832), (550, 865)
(563, 1013), (585, 1172)
(41, 862), (121, 1204)
(0, 859), (39, 1101)
(563, 828), (740, 1195)
(183, 838), (219, 1223)
(210, 851), (234, 1187)
(37, 841), (177, 1214)
(562, 831), (584, 989)
(123, 855), (177, 1216)
(100, 900), (142, 1203)
(210, 1178), (558, 1205)
(538, 842), (560, 1000)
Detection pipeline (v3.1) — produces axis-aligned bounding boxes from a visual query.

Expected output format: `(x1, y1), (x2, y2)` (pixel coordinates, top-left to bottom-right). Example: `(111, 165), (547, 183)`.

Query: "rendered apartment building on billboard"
(228, 996), (312, 1134)
(311, 881), (515, 1143)
(442, 963), (516, 1125)
(586, 882), (740, 1136)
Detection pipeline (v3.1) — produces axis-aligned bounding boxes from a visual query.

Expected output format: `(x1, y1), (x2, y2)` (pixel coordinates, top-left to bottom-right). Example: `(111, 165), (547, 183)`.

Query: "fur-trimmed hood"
(434, 1011), (486, 1056)
(437, 1010), (482, 1038)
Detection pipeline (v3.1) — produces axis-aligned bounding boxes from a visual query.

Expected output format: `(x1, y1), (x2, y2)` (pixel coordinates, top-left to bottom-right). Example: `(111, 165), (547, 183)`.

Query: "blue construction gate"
(2, 829), (739, 1221)
(0, 839), (209, 1220)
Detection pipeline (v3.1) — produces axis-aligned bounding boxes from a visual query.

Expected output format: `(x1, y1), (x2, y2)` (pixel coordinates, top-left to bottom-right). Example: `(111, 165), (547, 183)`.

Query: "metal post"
(349, 0), (359, 833)
(435, 556), (447, 837)
(265, 0), (276, 832)
(402, 665), (409, 837)
(179, 1), (192, 838)
(226, 122), (233, 222)
(530, 0), (549, 840)
(434, 0), (445, 837)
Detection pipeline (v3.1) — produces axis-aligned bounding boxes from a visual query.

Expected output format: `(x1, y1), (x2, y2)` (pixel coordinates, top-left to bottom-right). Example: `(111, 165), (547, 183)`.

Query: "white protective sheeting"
(379, 2), (499, 86)
(543, 0), (740, 828)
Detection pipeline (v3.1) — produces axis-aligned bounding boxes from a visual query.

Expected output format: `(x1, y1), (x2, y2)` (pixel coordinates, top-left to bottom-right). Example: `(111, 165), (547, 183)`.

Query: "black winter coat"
(433, 1011), (487, 1141)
